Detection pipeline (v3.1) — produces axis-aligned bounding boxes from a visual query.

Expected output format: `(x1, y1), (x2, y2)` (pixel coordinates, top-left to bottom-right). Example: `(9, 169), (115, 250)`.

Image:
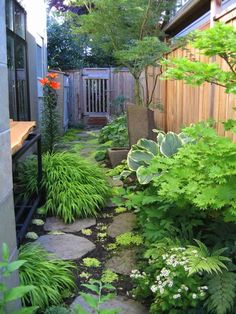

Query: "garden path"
(35, 128), (148, 313)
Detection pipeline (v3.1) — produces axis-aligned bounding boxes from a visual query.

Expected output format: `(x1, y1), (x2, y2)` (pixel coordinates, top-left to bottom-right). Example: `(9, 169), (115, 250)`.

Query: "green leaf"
(2, 243), (9, 261)
(136, 166), (153, 184)
(4, 285), (35, 303)
(160, 132), (183, 157)
(99, 308), (121, 314)
(80, 293), (98, 309)
(7, 260), (27, 273)
(73, 304), (90, 314)
(82, 283), (100, 294)
(137, 139), (159, 155)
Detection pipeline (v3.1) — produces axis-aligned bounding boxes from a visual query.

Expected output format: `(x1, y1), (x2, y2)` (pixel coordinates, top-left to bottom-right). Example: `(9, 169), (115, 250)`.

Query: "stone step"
(44, 217), (96, 233)
(36, 234), (95, 260)
(107, 212), (136, 238)
(71, 295), (148, 314)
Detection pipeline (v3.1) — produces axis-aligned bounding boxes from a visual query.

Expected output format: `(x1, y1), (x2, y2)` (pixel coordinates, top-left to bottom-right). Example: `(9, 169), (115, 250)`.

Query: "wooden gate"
(82, 68), (111, 117)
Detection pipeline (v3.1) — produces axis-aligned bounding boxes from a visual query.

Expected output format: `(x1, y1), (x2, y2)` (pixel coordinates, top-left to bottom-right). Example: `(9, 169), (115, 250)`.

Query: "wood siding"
(145, 6), (236, 139)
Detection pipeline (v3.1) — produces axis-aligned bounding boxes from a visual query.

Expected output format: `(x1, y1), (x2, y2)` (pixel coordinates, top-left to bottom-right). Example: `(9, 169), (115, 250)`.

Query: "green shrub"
(131, 240), (231, 314)
(98, 115), (129, 148)
(151, 123), (236, 222)
(44, 306), (71, 314)
(19, 243), (76, 310)
(18, 152), (110, 223)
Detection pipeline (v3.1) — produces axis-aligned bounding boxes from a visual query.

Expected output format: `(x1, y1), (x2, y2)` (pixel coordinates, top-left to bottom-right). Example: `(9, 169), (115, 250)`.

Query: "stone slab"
(44, 217), (96, 233)
(105, 248), (137, 276)
(107, 213), (136, 238)
(71, 295), (148, 314)
(36, 234), (95, 260)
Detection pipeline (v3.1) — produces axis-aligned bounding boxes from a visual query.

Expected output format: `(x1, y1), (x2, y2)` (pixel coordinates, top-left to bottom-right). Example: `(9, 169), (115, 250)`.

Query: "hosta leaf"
(136, 166), (154, 184)
(136, 138), (159, 155)
(160, 132), (183, 157)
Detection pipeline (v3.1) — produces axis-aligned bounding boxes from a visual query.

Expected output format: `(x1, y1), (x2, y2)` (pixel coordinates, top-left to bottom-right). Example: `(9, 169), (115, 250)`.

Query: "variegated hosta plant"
(125, 130), (190, 184)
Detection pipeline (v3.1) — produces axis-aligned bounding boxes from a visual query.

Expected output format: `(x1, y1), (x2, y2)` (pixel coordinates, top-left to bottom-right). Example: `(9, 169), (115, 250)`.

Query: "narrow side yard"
(21, 128), (147, 314)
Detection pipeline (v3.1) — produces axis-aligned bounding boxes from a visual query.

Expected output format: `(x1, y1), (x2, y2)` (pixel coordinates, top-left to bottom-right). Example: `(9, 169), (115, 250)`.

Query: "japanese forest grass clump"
(19, 243), (76, 310)
(19, 152), (110, 223)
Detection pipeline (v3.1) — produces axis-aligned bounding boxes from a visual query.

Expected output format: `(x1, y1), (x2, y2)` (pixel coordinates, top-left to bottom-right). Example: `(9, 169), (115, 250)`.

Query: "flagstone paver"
(44, 217), (96, 233)
(107, 212), (136, 238)
(71, 295), (148, 314)
(36, 234), (95, 260)
(105, 248), (137, 275)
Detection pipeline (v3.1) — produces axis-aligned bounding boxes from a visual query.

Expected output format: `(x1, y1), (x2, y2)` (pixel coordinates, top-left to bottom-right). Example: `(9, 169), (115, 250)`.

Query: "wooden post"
(210, 0), (222, 26)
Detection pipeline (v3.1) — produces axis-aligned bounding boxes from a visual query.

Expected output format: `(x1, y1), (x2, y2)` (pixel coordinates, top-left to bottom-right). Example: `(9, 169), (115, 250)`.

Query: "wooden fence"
(67, 68), (134, 124)
(145, 5), (236, 140)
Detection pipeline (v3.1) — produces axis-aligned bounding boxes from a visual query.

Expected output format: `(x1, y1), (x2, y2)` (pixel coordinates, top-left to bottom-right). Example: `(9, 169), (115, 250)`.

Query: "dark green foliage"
(19, 243), (76, 310)
(44, 306), (71, 314)
(94, 150), (107, 162)
(47, 16), (116, 70)
(41, 85), (60, 153)
(205, 271), (236, 314)
(18, 152), (110, 223)
(75, 0), (175, 105)
(98, 115), (129, 148)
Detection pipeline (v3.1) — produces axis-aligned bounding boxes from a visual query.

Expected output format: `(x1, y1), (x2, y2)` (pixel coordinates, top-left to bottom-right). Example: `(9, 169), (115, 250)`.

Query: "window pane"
(6, 0), (14, 31)
(15, 41), (29, 120)
(37, 45), (43, 78)
(7, 36), (17, 120)
(14, 4), (25, 39)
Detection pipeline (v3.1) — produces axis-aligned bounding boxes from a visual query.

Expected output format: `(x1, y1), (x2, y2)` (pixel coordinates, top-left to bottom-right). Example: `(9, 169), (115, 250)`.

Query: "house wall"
(0, 0), (20, 311)
(20, 0), (47, 124)
(145, 4), (236, 140)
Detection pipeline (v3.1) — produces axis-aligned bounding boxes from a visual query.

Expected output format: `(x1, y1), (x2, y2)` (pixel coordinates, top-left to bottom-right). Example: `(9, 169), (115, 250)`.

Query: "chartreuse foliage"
(0, 243), (37, 314)
(150, 123), (236, 222)
(18, 152), (110, 223)
(163, 22), (236, 95)
(19, 243), (76, 310)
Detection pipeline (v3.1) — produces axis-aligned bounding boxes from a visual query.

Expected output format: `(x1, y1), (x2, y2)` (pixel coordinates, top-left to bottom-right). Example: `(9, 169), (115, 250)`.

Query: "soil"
(24, 207), (135, 304)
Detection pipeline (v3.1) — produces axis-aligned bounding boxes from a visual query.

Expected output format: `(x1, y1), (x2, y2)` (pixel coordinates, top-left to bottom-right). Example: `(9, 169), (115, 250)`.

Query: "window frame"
(6, 0), (31, 121)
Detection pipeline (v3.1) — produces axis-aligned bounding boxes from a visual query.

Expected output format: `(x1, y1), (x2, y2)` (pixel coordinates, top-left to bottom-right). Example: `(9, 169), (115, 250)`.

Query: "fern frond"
(205, 271), (236, 314)
(186, 240), (230, 275)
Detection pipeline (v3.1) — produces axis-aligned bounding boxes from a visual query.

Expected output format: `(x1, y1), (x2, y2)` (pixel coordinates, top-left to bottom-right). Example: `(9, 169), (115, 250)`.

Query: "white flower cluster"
(130, 269), (146, 279)
(150, 267), (174, 295)
(161, 247), (196, 273)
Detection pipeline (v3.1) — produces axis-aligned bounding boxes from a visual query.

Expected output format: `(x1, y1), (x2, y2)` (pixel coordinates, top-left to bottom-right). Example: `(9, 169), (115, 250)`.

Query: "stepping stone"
(105, 248), (137, 275)
(71, 295), (148, 314)
(36, 234), (95, 260)
(44, 217), (96, 233)
(107, 213), (136, 238)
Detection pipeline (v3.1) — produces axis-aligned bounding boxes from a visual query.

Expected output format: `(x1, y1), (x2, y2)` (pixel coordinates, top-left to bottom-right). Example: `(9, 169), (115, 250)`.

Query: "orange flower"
(47, 73), (58, 79)
(39, 77), (49, 86)
(49, 81), (61, 90)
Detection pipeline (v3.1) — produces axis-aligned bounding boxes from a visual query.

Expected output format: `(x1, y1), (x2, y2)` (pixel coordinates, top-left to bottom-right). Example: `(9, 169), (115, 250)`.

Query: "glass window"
(7, 36), (17, 120)
(6, 0), (29, 121)
(14, 3), (25, 39)
(6, 0), (14, 31)
(37, 45), (43, 78)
